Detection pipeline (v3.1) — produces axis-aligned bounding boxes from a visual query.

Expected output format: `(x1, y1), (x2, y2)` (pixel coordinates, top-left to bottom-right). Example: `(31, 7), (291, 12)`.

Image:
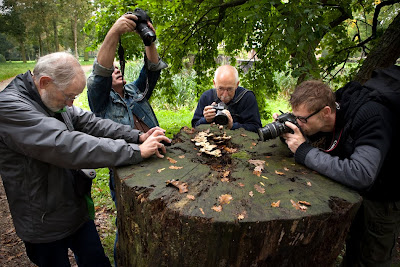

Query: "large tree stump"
(115, 124), (362, 267)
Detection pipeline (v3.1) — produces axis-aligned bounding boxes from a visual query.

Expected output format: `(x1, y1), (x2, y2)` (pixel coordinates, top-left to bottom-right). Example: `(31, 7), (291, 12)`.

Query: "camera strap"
(323, 127), (343, 152)
(117, 38), (149, 102)
(118, 38), (126, 78)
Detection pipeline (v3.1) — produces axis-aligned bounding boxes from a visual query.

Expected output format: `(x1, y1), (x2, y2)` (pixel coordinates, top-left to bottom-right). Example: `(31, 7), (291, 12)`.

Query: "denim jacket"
(87, 56), (167, 128)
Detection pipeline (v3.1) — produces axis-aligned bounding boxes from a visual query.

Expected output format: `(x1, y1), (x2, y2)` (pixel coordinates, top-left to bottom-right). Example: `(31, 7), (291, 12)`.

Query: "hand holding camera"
(203, 102), (232, 127)
(125, 8), (156, 46)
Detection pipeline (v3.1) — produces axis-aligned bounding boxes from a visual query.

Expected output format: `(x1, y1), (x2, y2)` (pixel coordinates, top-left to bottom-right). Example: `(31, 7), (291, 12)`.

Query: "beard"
(41, 90), (65, 112)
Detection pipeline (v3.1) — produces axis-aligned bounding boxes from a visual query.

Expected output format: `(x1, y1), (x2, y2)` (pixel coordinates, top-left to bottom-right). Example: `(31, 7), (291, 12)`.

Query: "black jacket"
(295, 66), (400, 200)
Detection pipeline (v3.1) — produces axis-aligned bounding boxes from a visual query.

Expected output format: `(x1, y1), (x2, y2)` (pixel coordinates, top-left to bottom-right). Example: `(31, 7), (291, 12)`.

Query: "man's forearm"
(97, 29), (120, 68)
(145, 43), (159, 64)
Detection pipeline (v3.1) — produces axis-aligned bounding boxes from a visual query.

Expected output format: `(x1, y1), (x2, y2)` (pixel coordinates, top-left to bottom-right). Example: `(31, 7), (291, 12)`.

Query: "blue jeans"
(24, 220), (111, 267)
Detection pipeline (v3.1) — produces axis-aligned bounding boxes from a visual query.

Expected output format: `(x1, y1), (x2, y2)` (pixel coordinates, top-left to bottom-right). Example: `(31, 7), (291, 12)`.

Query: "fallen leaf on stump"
(271, 200), (281, 207)
(219, 194), (233, 205)
(254, 184), (265, 194)
(169, 165), (183, 170)
(187, 194), (195, 200)
(212, 205), (223, 212)
(166, 179), (188, 193)
(167, 157), (177, 164)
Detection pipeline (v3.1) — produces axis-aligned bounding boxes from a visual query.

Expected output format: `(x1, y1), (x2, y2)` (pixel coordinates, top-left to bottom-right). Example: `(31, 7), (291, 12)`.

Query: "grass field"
(0, 58), (94, 81)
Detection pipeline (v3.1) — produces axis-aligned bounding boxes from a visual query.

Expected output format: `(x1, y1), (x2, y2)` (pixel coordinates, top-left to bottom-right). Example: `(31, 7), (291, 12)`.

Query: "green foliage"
(0, 54), (6, 63)
(86, 0), (400, 114)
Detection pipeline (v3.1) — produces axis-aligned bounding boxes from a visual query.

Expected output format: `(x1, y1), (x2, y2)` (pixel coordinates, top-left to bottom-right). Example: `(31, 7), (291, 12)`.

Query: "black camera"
(213, 102), (229, 125)
(258, 112), (298, 141)
(127, 8), (156, 46)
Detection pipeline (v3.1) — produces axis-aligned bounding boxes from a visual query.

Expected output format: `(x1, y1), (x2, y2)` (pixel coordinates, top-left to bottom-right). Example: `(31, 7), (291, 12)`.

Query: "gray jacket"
(0, 71), (143, 243)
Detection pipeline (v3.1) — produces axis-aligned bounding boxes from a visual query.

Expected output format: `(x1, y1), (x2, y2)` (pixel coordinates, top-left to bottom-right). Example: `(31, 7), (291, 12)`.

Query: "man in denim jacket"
(86, 13), (167, 265)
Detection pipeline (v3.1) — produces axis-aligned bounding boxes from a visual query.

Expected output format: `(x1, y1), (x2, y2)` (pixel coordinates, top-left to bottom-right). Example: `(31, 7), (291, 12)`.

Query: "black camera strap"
(118, 38), (126, 78)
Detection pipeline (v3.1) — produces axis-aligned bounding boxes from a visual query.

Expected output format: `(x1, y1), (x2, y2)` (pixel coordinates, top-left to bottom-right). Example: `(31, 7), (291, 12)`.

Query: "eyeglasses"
(60, 90), (80, 101)
(295, 106), (326, 123)
(216, 87), (236, 93)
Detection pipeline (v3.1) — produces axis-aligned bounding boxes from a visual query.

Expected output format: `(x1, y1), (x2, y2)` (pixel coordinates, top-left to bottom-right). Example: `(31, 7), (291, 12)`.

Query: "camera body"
(213, 102), (229, 125)
(258, 112), (298, 141)
(126, 8), (156, 46)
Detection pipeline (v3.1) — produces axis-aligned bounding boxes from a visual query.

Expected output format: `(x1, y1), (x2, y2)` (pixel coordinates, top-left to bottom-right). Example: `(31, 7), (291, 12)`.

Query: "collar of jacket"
(20, 71), (57, 117)
(212, 86), (249, 106)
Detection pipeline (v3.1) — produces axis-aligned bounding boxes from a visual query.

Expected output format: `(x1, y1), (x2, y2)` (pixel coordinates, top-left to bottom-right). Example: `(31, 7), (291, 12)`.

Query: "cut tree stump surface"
(115, 125), (362, 267)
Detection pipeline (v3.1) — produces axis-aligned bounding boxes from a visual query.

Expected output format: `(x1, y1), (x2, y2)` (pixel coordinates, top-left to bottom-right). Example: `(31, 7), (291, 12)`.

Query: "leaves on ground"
(166, 179), (188, 193)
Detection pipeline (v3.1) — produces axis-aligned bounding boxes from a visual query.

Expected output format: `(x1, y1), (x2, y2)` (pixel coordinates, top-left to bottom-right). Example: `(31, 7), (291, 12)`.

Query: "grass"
(0, 57), (94, 81)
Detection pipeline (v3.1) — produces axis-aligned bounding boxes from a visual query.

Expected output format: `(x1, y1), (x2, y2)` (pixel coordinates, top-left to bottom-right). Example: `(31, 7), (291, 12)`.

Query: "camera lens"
(258, 122), (282, 141)
(136, 24), (156, 46)
(214, 112), (229, 125)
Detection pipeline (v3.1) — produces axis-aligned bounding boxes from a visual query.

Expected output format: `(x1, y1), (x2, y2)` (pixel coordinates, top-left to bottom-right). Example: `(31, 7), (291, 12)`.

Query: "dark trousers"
(341, 198), (400, 267)
(24, 220), (111, 267)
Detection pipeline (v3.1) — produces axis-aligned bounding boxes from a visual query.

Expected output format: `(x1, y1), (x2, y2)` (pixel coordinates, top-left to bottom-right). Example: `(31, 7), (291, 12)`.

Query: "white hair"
(33, 52), (85, 91)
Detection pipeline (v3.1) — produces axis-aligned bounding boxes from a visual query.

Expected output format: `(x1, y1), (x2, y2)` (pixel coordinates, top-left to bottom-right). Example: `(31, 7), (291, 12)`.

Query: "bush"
(0, 54), (6, 63)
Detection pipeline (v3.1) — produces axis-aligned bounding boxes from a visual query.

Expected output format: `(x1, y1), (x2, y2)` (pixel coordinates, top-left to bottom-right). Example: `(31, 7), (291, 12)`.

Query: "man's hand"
(222, 109), (233, 129)
(203, 102), (217, 123)
(282, 121), (306, 154)
(139, 128), (171, 159)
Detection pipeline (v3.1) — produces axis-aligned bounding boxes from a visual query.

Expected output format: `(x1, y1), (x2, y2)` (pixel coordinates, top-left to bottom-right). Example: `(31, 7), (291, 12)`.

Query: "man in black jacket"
(191, 65), (262, 133)
(279, 66), (400, 266)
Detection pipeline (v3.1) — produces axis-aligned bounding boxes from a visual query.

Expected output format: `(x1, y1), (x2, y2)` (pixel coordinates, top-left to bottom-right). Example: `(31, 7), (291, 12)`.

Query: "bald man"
(191, 65), (261, 133)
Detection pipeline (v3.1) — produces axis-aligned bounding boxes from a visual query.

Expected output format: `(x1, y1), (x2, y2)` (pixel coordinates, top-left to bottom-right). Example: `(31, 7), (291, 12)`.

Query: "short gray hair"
(33, 52), (85, 91)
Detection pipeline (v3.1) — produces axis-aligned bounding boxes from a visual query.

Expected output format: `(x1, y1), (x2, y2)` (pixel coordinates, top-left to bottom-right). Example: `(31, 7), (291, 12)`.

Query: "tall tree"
(87, 0), (400, 116)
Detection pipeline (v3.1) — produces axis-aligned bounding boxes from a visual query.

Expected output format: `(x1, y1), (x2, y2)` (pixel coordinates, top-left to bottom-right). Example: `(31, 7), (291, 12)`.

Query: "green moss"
(231, 151), (251, 160)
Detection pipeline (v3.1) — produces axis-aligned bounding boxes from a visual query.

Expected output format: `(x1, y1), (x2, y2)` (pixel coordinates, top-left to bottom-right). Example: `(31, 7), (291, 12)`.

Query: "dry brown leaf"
(223, 146), (238, 153)
(219, 194), (233, 205)
(223, 170), (230, 178)
(275, 170), (285, 176)
(238, 182), (245, 187)
(187, 194), (195, 200)
(249, 160), (266, 176)
(240, 133), (247, 137)
(199, 208), (205, 215)
(157, 168), (165, 173)
(307, 181), (312, 186)
(221, 178), (229, 182)
(237, 211), (247, 220)
(271, 200), (281, 207)
(298, 200), (311, 206)
(169, 165), (183, 170)
(212, 205), (223, 212)
(252, 142), (257, 146)
(284, 167), (289, 171)
(254, 184), (265, 194)
(167, 157), (177, 164)
(166, 179), (188, 193)
(290, 199), (306, 212)
(179, 155), (185, 159)
(249, 191), (254, 197)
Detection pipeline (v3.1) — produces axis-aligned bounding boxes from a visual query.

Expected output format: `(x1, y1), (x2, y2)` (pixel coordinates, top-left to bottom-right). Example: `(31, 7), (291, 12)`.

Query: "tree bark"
(115, 125), (362, 266)
(355, 12), (400, 84)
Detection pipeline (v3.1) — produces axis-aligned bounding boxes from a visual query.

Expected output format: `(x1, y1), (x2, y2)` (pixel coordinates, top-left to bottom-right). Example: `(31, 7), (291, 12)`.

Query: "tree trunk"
(73, 17), (79, 59)
(355, 12), (400, 84)
(53, 19), (59, 52)
(19, 39), (26, 63)
(115, 125), (362, 267)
